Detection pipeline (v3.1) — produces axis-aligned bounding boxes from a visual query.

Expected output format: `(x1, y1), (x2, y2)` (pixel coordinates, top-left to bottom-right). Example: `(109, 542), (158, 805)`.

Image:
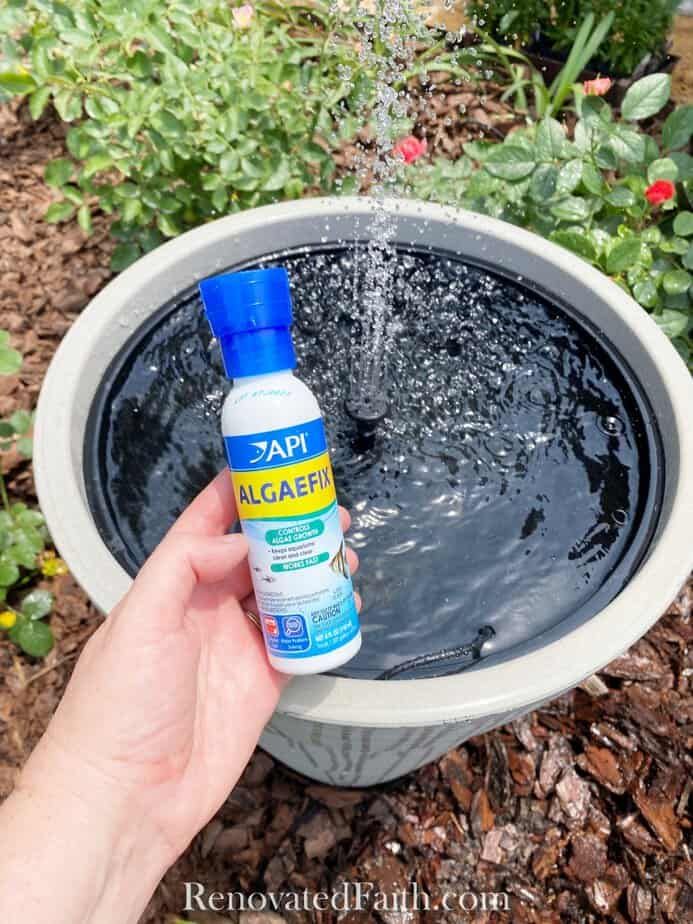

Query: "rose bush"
(405, 74), (693, 365)
(0, 0), (368, 269)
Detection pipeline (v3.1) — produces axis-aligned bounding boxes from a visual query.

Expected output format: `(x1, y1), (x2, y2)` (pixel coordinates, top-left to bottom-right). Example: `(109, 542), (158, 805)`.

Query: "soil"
(672, 14), (693, 104)
(0, 46), (692, 924)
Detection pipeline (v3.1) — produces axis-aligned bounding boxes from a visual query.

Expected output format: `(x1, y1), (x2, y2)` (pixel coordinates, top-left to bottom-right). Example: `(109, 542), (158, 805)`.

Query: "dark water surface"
(85, 246), (661, 679)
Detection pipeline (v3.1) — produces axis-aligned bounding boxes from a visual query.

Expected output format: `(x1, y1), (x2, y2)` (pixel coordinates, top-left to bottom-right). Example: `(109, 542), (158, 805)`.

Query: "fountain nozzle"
(345, 394), (389, 435)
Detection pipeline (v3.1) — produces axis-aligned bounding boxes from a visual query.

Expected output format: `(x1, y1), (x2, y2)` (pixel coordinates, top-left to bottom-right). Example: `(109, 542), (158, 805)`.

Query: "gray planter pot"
(34, 198), (693, 786)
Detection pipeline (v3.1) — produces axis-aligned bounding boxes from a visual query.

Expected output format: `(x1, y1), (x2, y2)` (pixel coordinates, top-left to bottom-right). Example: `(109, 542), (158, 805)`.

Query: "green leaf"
(621, 74), (672, 122)
(660, 237), (690, 256)
(683, 244), (693, 271)
(0, 422), (14, 437)
(672, 338), (690, 362)
(607, 238), (642, 275)
(550, 196), (591, 223)
(673, 212), (693, 237)
(21, 589), (53, 621)
(530, 164), (557, 202)
(662, 269), (692, 296)
(595, 145), (617, 171)
(219, 151), (239, 179)
(0, 71), (36, 95)
(157, 214), (181, 237)
(662, 105), (693, 151)
(463, 140), (495, 162)
(44, 201), (75, 223)
(648, 158), (679, 184)
(484, 145), (536, 181)
(211, 186), (228, 211)
(550, 229), (598, 262)
(110, 243), (141, 272)
(29, 86), (51, 120)
(152, 109), (185, 138)
(632, 278), (659, 309)
(581, 162), (606, 196)
(9, 540), (38, 569)
(556, 159), (583, 196)
(535, 118), (566, 162)
(16, 508), (43, 530)
(608, 127), (646, 164)
(53, 88), (82, 122)
(655, 309), (689, 338)
(16, 436), (33, 458)
(605, 187), (636, 209)
(0, 556), (20, 587)
(9, 409), (31, 434)
(15, 619), (54, 658)
(580, 96), (613, 126)
(44, 158), (73, 188)
(120, 199), (141, 224)
(0, 345), (22, 375)
(83, 154), (113, 178)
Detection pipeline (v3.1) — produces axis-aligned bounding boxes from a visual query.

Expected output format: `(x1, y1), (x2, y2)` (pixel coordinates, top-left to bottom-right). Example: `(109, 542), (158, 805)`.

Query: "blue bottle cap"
(199, 267), (297, 378)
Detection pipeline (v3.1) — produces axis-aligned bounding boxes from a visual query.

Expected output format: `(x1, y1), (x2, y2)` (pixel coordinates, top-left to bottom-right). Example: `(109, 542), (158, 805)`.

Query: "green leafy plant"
(1, 588), (55, 658)
(0, 0), (369, 269)
(405, 74), (693, 365)
(476, 12), (614, 118)
(0, 332), (56, 657)
(469, 0), (678, 77)
(0, 331), (34, 460)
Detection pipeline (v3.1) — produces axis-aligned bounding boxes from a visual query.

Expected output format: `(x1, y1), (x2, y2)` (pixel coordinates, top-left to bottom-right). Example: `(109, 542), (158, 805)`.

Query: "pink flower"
(232, 4), (254, 28)
(393, 135), (428, 164)
(645, 179), (676, 206)
(583, 77), (613, 97)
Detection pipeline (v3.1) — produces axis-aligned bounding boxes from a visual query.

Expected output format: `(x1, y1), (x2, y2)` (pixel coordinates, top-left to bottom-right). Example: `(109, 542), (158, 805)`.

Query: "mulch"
(0, 66), (691, 924)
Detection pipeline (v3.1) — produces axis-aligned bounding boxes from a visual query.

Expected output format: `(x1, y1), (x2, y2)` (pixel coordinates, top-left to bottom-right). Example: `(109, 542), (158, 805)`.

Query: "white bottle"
(199, 267), (362, 675)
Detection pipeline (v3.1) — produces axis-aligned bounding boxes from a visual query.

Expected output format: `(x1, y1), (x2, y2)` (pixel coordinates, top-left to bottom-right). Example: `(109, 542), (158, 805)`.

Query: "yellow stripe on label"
(232, 451), (337, 520)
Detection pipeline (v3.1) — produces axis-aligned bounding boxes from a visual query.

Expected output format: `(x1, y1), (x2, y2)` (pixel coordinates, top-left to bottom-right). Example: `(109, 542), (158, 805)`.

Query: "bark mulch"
(0, 72), (691, 924)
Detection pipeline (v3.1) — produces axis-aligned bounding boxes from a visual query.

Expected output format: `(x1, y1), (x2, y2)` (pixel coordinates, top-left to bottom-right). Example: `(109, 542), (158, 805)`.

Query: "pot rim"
(34, 197), (693, 728)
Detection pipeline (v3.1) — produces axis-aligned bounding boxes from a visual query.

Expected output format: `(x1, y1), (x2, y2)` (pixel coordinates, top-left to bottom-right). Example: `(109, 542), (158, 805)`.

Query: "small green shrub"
(0, 0), (367, 269)
(0, 331), (58, 658)
(405, 74), (693, 366)
(469, 0), (678, 76)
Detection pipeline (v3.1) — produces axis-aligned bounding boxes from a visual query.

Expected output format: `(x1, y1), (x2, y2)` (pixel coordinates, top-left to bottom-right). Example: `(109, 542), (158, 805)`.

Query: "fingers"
(170, 470), (237, 538)
(131, 532), (249, 625)
(346, 548), (358, 575)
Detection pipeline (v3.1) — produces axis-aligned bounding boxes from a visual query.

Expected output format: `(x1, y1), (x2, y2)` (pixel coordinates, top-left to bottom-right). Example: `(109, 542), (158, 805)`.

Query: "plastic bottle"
(199, 267), (362, 675)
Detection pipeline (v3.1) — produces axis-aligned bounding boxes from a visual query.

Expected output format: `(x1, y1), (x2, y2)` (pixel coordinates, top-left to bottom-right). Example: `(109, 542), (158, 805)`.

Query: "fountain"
(34, 198), (693, 785)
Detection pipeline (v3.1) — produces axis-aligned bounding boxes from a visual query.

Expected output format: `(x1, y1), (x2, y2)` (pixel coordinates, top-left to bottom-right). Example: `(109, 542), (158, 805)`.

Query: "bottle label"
(225, 419), (359, 661)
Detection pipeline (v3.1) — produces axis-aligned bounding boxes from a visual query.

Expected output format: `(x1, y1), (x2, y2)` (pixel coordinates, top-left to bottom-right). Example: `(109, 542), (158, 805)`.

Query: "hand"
(0, 471), (359, 923)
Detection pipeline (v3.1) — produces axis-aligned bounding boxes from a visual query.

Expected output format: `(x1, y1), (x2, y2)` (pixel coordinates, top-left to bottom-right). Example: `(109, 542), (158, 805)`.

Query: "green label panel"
(265, 520), (325, 546)
(271, 552), (329, 573)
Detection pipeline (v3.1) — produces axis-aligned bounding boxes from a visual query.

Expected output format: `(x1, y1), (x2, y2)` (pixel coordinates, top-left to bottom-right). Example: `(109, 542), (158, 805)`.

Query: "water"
(336, 0), (428, 415)
(85, 245), (659, 680)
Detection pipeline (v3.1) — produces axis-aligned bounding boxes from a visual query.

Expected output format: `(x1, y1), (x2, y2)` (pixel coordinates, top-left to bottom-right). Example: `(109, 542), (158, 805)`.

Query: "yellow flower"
(232, 4), (254, 28)
(0, 610), (17, 630)
(40, 551), (69, 577)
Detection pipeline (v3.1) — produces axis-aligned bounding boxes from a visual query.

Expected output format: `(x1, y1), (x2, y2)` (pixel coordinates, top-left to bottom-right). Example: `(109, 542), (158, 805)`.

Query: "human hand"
(3, 471), (359, 923)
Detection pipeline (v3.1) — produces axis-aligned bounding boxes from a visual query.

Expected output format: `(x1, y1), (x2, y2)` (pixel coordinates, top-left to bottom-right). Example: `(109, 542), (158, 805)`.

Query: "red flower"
(645, 180), (676, 206)
(583, 77), (613, 97)
(393, 135), (428, 164)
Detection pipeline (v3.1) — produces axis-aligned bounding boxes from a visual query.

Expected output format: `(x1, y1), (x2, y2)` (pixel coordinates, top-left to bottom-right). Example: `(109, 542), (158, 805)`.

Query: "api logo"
(249, 432), (308, 465)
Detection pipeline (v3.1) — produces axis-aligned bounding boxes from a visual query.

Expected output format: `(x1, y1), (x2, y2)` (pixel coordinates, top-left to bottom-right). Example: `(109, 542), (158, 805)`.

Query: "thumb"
(130, 531), (249, 614)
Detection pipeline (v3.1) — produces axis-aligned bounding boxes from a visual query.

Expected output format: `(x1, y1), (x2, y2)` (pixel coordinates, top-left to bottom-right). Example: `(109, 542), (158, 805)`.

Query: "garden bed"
(0, 43), (692, 924)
